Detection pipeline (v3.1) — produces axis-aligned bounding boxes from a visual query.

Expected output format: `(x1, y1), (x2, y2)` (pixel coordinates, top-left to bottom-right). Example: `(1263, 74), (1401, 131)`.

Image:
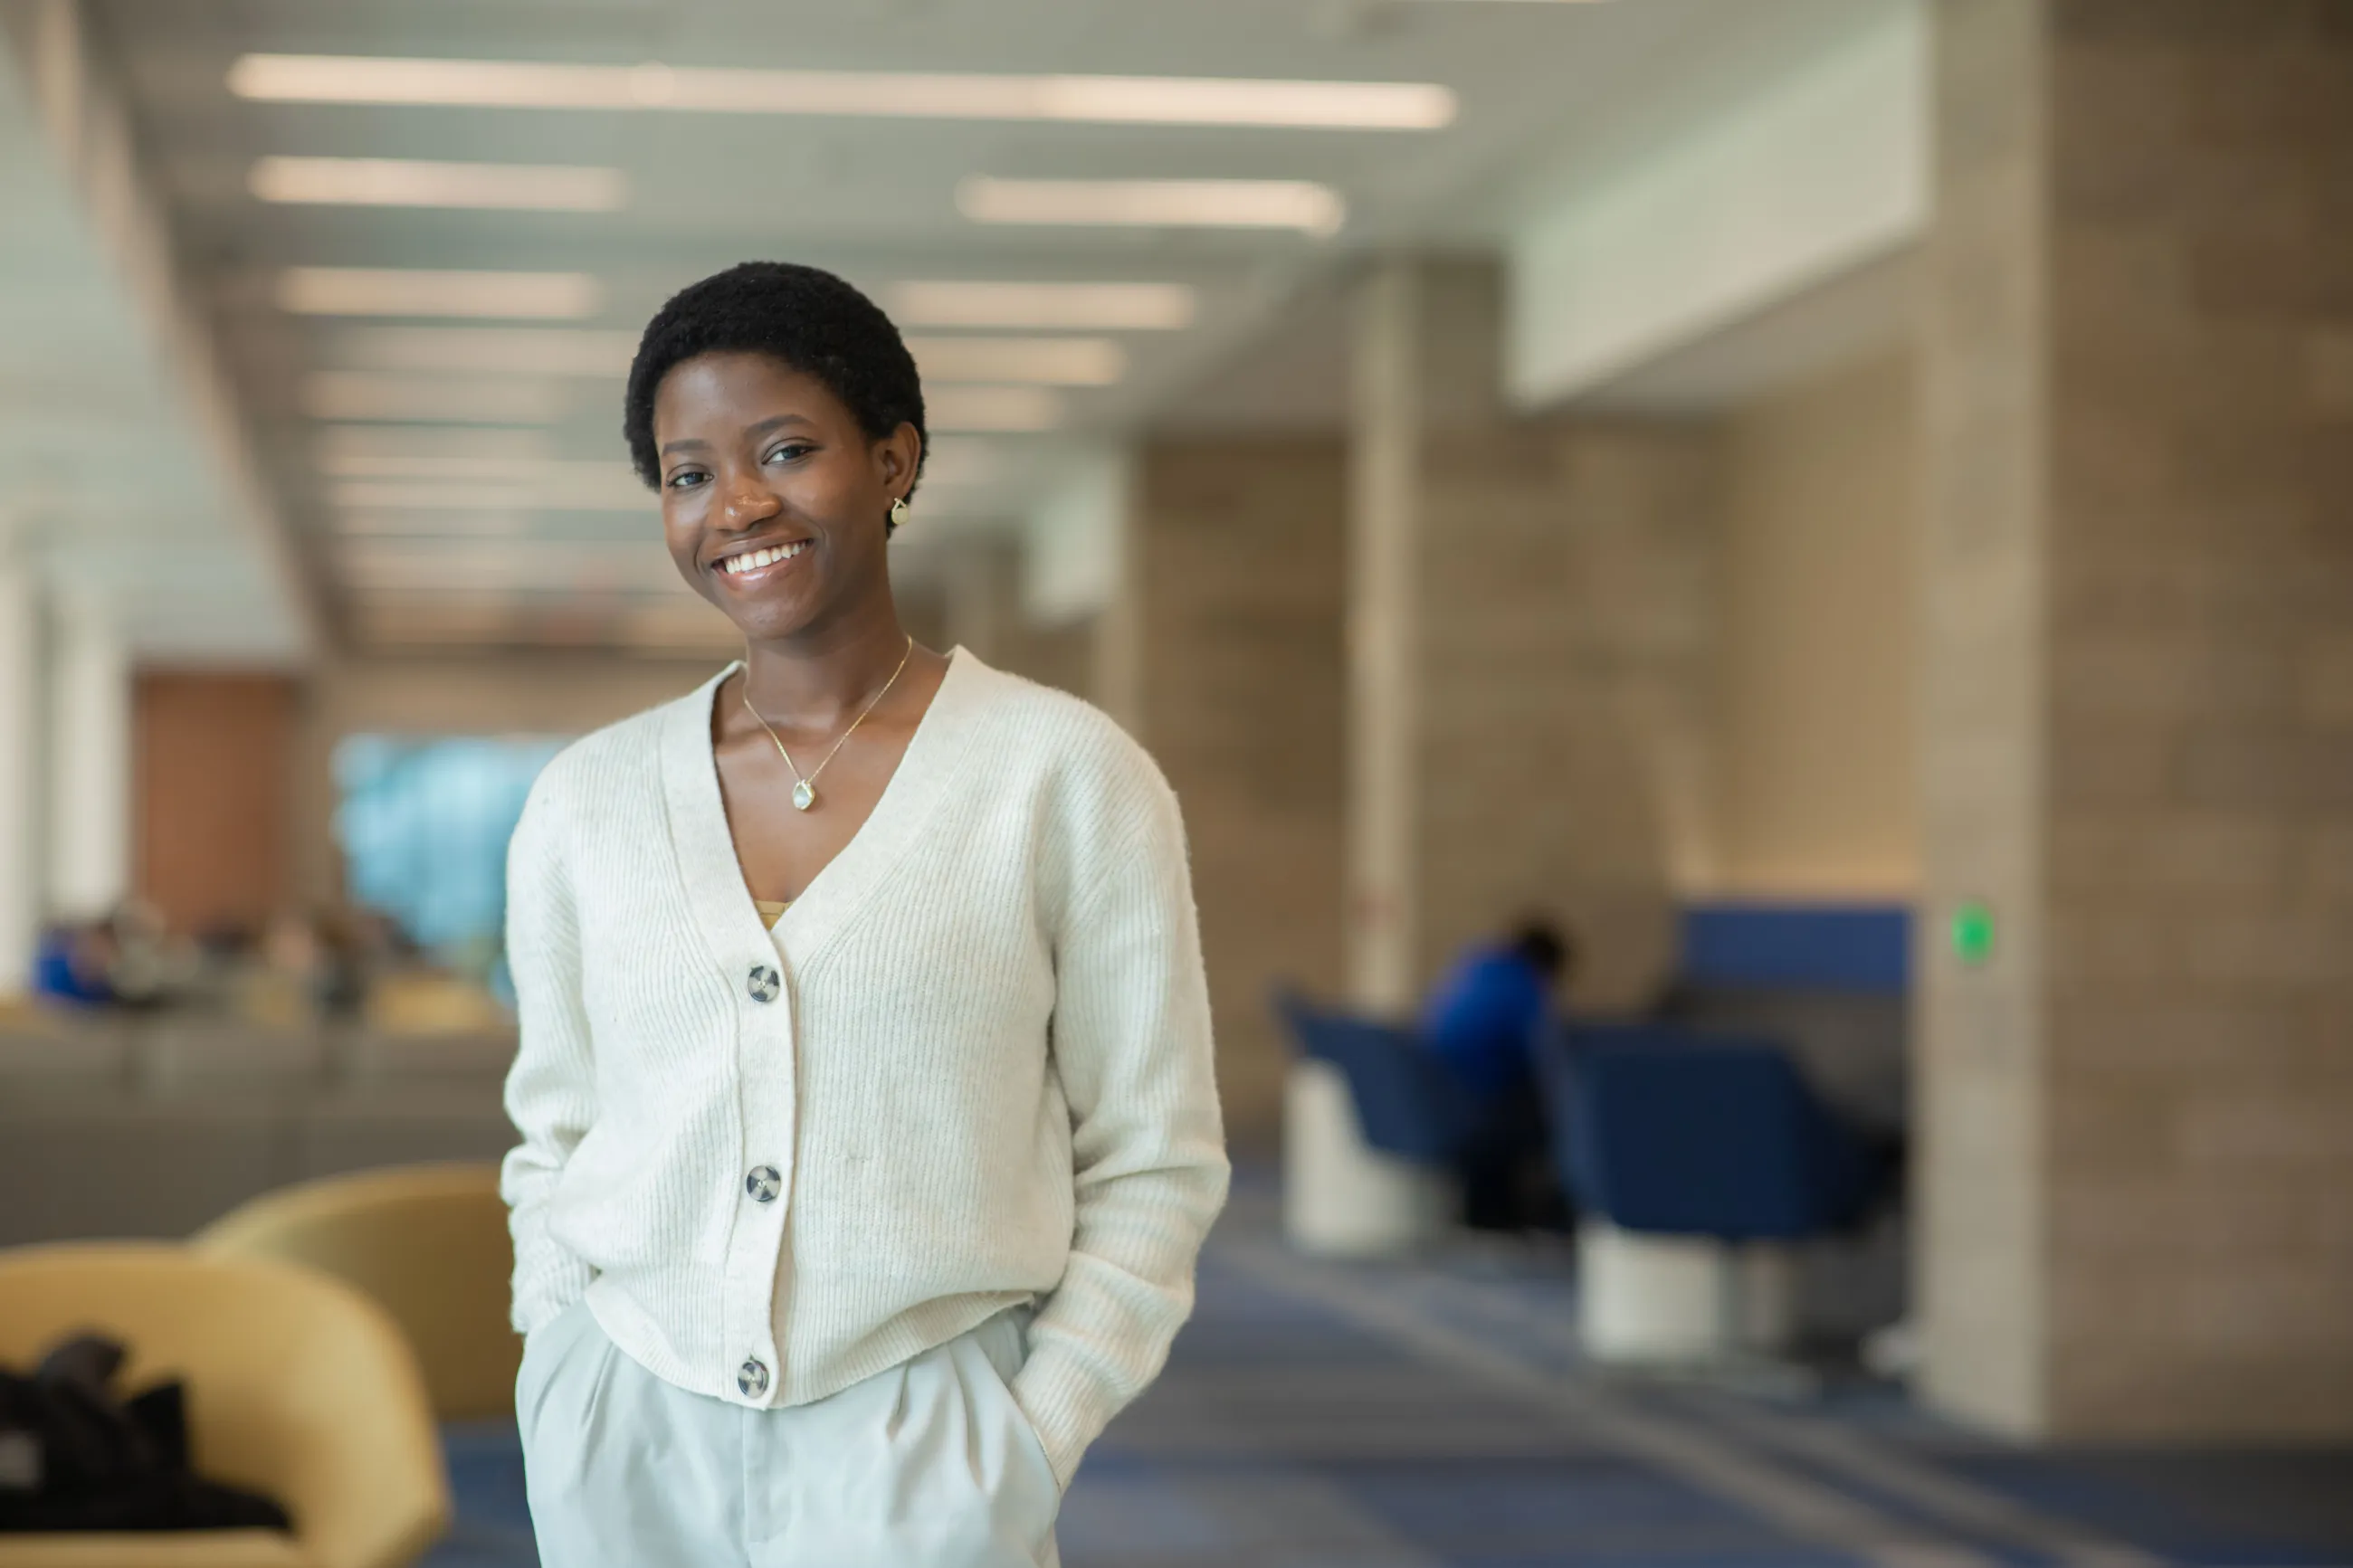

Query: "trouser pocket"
(746, 1311), (1061, 1566)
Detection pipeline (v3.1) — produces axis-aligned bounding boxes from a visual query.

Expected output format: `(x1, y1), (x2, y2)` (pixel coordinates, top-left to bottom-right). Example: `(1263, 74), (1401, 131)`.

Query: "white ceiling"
(53, 0), (1895, 655)
(0, 6), (304, 661)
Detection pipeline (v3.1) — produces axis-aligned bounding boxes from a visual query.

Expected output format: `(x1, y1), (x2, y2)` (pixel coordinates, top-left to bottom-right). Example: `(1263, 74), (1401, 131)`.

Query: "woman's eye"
(665, 469), (709, 489)
(764, 443), (814, 466)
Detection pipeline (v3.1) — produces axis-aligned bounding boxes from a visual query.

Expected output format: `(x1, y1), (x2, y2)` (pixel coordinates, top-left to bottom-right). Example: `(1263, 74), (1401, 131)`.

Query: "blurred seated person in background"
(30, 902), (178, 1012)
(33, 919), (119, 1007)
(105, 901), (182, 1009)
(1421, 918), (1572, 1233)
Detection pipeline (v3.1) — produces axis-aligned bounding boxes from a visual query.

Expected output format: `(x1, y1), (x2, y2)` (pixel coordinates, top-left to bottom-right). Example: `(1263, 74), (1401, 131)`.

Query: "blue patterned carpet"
(428, 1192), (2353, 1568)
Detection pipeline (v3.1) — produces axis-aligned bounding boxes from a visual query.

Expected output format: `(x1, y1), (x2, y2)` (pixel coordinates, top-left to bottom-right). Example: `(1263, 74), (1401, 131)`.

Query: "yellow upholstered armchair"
(196, 1164), (519, 1422)
(0, 1242), (450, 1568)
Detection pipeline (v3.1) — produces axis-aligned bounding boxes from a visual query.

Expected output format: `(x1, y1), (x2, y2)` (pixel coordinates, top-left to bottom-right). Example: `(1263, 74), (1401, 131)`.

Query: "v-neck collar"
(660, 647), (991, 972)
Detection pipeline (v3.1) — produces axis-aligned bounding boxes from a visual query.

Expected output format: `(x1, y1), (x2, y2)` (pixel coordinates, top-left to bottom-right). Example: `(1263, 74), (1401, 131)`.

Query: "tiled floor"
(430, 1191), (2353, 1568)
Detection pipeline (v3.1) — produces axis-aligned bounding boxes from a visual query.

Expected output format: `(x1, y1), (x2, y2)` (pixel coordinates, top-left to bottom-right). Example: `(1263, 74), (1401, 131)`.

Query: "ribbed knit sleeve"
(1011, 760), (1230, 1490)
(500, 774), (599, 1335)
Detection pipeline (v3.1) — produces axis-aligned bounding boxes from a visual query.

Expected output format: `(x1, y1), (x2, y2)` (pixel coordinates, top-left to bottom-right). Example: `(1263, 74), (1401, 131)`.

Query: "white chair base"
(1282, 1060), (1456, 1259)
(1577, 1220), (1798, 1363)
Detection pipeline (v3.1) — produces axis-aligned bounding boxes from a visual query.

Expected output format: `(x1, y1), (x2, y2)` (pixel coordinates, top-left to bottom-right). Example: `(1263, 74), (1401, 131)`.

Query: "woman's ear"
(877, 422), (922, 498)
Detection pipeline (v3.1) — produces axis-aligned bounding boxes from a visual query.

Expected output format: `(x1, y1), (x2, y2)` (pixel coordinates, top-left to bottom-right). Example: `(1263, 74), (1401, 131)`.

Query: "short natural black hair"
(1511, 919), (1573, 980)
(624, 261), (927, 508)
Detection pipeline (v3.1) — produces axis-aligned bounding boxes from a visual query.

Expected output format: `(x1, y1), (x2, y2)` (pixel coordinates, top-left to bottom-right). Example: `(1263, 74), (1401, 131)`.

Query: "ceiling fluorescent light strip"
(228, 55), (1455, 130)
(333, 512), (538, 537)
(341, 558), (675, 592)
(341, 569), (666, 594)
(330, 478), (651, 511)
(925, 385), (1064, 432)
(889, 281), (1196, 330)
(277, 267), (604, 319)
(340, 541), (658, 569)
(301, 371), (570, 423)
(316, 427), (557, 473)
(905, 336), (1125, 386)
(957, 177), (1345, 236)
(249, 157), (626, 210)
(334, 326), (636, 375)
(318, 451), (637, 483)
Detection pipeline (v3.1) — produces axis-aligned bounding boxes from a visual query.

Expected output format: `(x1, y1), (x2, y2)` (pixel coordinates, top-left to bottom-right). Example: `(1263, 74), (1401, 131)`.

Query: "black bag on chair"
(0, 1334), (291, 1534)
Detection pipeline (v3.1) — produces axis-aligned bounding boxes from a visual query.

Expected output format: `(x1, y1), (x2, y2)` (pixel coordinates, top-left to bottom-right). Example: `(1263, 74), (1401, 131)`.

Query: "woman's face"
(653, 350), (919, 643)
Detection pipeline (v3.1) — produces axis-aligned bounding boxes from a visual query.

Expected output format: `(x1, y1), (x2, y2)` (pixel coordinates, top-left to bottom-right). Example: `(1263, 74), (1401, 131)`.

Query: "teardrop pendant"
(791, 779), (816, 812)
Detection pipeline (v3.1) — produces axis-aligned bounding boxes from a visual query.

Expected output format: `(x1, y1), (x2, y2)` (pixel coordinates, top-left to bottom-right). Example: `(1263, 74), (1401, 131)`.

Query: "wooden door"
(133, 672), (302, 936)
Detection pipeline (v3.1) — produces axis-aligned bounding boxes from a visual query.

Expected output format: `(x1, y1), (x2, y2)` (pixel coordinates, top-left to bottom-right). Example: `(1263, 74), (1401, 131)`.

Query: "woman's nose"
(720, 477), (781, 528)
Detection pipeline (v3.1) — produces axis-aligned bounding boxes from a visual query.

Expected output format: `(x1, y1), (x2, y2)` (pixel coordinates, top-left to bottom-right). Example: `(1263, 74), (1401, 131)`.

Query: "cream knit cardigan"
(500, 651), (1228, 1487)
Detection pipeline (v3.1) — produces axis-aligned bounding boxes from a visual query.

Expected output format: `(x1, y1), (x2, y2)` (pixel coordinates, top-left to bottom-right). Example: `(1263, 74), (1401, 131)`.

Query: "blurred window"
(333, 735), (567, 988)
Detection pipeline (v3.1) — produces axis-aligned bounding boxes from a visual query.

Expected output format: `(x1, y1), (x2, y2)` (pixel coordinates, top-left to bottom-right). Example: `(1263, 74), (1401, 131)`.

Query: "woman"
(500, 261), (1228, 1567)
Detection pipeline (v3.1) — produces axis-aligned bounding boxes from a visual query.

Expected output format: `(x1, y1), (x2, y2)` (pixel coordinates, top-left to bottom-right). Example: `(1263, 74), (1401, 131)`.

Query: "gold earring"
(889, 498), (910, 529)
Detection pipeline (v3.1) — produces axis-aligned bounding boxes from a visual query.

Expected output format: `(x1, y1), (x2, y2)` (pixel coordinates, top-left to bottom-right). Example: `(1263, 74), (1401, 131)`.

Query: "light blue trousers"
(518, 1301), (1062, 1568)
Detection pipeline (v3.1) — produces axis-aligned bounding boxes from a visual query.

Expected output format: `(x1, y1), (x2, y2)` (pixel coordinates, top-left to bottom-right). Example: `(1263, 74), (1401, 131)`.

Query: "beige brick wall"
(1118, 270), (1720, 1142)
(1415, 419), (1711, 1010)
(2039, 0), (2353, 1440)
(1921, 0), (2353, 1440)
(1711, 350), (1921, 899)
(1126, 436), (1349, 1144)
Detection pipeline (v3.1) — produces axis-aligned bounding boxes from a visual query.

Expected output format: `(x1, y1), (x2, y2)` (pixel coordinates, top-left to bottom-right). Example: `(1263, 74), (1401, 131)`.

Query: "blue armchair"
(1548, 1033), (1883, 1241)
(1273, 989), (1475, 1166)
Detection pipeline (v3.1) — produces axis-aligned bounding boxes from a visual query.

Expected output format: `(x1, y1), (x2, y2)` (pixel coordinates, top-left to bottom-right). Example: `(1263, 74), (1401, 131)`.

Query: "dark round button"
(747, 965), (781, 1003)
(745, 1165), (782, 1203)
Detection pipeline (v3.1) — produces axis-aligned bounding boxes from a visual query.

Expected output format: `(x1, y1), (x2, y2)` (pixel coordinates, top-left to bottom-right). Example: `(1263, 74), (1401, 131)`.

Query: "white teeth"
(722, 541), (809, 575)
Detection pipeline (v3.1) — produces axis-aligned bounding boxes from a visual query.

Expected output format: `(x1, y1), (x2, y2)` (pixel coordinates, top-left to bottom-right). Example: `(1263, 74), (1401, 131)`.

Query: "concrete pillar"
(1348, 264), (1424, 1012)
(45, 587), (131, 920)
(1916, 0), (2051, 1437)
(939, 537), (1098, 701)
(1344, 257), (1711, 1016)
(1918, 0), (2353, 1440)
(0, 528), (42, 996)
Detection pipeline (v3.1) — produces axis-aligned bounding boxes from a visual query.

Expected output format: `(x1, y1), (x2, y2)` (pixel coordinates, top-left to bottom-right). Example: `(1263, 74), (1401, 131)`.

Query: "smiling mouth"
(716, 539), (812, 577)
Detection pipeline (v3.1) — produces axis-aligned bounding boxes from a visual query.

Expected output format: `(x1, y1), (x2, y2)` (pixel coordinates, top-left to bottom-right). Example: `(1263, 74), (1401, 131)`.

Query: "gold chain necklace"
(739, 635), (916, 813)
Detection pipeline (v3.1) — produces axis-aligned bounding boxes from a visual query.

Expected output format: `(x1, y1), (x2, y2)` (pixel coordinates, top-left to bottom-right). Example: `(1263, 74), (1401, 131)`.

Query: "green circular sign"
(1950, 901), (1995, 967)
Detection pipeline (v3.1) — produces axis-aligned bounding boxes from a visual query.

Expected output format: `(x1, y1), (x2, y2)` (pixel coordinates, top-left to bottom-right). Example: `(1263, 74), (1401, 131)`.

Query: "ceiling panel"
(80, 0), (1818, 651)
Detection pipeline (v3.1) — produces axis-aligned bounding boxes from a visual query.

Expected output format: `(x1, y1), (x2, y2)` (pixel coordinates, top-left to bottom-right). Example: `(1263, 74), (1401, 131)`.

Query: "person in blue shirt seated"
(1421, 919), (1571, 1232)
(32, 920), (119, 1007)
